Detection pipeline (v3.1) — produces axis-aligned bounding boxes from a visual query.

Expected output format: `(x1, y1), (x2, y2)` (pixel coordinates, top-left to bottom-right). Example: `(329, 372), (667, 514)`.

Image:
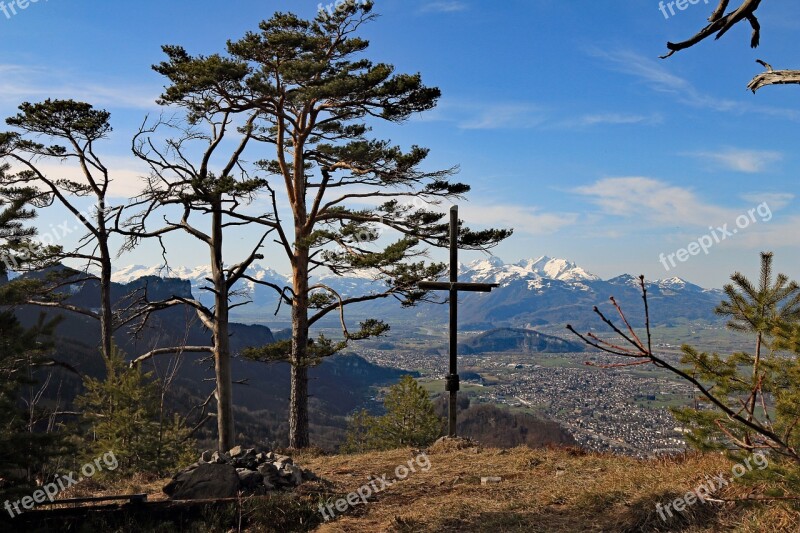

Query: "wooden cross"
(418, 205), (498, 437)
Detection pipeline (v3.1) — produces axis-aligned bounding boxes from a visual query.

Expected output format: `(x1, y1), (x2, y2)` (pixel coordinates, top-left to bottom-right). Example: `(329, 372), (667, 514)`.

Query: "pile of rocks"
(163, 445), (318, 500)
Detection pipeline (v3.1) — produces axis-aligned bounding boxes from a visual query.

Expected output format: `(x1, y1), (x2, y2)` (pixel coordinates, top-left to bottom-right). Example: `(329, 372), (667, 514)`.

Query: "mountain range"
(110, 256), (724, 330)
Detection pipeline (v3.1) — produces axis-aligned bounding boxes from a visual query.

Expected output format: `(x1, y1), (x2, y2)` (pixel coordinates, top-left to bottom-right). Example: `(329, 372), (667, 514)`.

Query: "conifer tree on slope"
(0, 182), (69, 499)
(152, 3), (510, 448)
(0, 101), (123, 362)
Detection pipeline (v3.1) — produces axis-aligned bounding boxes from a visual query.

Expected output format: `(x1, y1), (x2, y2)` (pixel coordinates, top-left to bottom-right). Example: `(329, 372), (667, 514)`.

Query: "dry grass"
(55, 471), (170, 503)
(295, 446), (800, 533)
(31, 447), (800, 531)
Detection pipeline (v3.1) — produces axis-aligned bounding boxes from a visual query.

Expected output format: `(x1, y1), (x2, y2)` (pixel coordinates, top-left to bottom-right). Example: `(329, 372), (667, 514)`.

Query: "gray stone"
(200, 450), (213, 463)
(164, 463), (240, 500)
(274, 454), (293, 467)
(257, 462), (280, 482)
(481, 476), (502, 485)
(210, 451), (231, 464)
(237, 468), (264, 492)
(234, 449), (258, 469)
(280, 464), (304, 486)
(229, 445), (244, 458)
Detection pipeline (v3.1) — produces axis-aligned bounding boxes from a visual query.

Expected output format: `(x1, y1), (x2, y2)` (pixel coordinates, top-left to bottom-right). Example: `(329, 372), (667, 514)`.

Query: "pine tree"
(344, 376), (441, 452)
(149, 3), (511, 448)
(0, 188), (70, 500)
(340, 408), (377, 454)
(76, 344), (195, 477)
(666, 254), (800, 482)
(711, 252), (800, 427)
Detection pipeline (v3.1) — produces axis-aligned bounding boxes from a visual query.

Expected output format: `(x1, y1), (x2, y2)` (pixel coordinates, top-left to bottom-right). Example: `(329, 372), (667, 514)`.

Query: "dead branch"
(748, 59), (800, 92)
(130, 346), (214, 367)
(661, 0), (762, 59)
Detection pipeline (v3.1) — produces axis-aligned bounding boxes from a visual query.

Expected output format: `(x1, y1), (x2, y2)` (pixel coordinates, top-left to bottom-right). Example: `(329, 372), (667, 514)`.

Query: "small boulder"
(274, 455), (293, 467)
(210, 451), (230, 464)
(280, 464), (304, 486)
(257, 463), (281, 484)
(229, 445), (244, 458)
(237, 468), (264, 492)
(164, 463), (240, 500)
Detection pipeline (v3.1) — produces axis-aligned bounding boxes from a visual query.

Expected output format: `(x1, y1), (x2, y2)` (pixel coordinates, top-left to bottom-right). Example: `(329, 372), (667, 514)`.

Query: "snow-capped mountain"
(110, 257), (722, 328)
(461, 256), (600, 287)
(112, 263), (287, 297)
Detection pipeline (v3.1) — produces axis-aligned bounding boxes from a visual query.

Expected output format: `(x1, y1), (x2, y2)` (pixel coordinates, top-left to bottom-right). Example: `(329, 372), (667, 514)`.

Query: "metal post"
(446, 205), (459, 437)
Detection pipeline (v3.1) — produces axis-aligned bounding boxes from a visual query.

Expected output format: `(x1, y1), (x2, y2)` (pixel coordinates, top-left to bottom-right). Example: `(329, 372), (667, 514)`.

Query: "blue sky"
(2, 0), (800, 288)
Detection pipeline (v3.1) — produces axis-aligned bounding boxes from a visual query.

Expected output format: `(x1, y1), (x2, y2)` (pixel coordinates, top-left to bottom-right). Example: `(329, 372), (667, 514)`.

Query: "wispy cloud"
(685, 148), (783, 173)
(739, 191), (794, 209)
(0, 64), (159, 111)
(420, 1), (468, 13)
(573, 177), (732, 227)
(572, 177), (800, 254)
(589, 48), (738, 112)
(441, 96), (663, 131)
(589, 48), (800, 121)
(559, 112), (663, 129)
(464, 203), (579, 234)
(6, 157), (149, 199)
(458, 103), (544, 130)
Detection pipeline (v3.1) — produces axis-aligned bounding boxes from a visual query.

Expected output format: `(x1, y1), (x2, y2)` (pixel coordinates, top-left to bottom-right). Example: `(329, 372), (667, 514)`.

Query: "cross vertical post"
(447, 205), (459, 436)
(418, 205), (498, 438)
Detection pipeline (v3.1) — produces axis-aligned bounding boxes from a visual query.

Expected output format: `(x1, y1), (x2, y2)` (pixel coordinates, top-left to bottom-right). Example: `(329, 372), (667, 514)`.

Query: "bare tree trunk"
(97, 201), (113, 362)
(99, 239), (113, 362)
(748, 332), (762, 420)
(289, 365), (309, 449)
(211, 206), (235, 452)
(289, 240), (310, 449)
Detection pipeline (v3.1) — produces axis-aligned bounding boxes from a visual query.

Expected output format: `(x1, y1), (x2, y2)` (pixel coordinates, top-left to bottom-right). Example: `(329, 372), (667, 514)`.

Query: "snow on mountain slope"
(460, 255), (600, 287)
(114, 257), (703, 292)
(109, 257), (720, 327)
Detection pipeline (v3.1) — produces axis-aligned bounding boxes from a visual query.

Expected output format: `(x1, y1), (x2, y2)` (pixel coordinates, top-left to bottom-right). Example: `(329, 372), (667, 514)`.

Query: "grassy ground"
(298, 445), (800, 533)
(29, 445), (800, 532)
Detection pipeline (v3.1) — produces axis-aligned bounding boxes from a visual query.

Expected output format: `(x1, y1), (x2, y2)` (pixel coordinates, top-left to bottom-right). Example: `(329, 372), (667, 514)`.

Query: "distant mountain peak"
(465, 255), (505, 270)
(516, 256), (599, 282)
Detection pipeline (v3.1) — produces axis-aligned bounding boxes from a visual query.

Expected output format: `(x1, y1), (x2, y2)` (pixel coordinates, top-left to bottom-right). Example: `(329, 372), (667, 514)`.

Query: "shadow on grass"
(2, 487), (342, 533)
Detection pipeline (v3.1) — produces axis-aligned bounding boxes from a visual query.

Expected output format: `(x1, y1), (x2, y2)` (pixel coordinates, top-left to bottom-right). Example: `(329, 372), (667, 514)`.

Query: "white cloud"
(458, 103), (544, 130)
(442, 98), (661, 131)
(573, 177), (731, 226)
(560, 112), (663, 129)
(462, 203), (579, 235)
(589, 48), (800, 120)
(589, 48), (738, 112)
(6, 157), (149, 199)
(420, 1), (467, 13)
(0, 63), (159, 111)
(686, 148), (783, 173)
(739, 192), (794, 210)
